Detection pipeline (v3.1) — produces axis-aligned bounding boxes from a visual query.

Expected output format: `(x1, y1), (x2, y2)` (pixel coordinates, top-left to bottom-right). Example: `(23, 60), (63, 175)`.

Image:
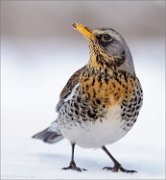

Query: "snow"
(1, 38), (165, 179)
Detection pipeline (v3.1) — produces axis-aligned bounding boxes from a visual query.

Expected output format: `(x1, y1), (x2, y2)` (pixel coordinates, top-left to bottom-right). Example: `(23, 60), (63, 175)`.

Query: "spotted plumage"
(32, 23), (143, 173)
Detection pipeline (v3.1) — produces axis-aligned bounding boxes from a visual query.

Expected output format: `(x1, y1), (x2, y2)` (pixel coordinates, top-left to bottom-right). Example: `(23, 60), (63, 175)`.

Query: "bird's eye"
(102, 34), (112, 41)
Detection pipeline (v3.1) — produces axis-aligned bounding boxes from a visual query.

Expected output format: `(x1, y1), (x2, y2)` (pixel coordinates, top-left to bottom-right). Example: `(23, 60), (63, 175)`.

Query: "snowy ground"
(1, 38), (165, 179)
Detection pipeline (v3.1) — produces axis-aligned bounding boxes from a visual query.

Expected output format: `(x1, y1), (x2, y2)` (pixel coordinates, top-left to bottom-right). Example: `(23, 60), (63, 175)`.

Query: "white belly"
(58, 105), (129, 148)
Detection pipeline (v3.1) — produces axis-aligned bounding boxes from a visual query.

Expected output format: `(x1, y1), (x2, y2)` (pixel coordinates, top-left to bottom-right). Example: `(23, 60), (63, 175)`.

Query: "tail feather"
(32, 128), (63, 144)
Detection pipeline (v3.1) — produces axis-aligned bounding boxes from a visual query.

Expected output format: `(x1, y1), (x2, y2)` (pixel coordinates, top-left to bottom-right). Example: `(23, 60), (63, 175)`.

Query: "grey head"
(92, 27), (135, 74)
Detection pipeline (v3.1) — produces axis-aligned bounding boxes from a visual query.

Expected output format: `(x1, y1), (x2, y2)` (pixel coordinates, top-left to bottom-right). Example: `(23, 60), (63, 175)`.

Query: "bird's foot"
(103, 165), (137, 173)
(62, 161), (87, 172)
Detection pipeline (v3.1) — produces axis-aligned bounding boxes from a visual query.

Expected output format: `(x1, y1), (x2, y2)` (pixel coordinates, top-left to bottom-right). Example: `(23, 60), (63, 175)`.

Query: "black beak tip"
(72, 23), (77, 28)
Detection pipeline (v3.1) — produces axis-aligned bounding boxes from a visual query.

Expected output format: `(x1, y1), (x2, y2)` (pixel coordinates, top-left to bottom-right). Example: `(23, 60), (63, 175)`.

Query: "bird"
(32, 23), (143, 173)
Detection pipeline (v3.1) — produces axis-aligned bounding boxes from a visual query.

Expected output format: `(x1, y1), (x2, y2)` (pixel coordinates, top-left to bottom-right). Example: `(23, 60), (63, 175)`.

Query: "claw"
(62, 161), (87, 172)
(103, 165), (137, 173)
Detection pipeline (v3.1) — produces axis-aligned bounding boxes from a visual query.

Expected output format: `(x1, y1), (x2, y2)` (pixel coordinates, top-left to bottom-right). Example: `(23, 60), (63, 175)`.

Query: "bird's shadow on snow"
(29, 152), (101, 171)
(29, 152), (164, 176)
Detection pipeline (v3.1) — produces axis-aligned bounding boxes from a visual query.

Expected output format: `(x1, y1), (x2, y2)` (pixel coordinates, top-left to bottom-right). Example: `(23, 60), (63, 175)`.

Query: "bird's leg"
(62, 143), (87, 172)
(102, 146), (137, 173)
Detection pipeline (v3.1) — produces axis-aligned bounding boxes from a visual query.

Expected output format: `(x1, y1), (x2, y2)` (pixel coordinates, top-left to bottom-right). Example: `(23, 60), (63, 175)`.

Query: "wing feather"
(56, 66), (86, 112)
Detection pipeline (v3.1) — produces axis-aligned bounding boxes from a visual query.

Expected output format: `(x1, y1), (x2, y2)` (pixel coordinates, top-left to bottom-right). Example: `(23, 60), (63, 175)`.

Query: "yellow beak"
(72, 23), (95, 41)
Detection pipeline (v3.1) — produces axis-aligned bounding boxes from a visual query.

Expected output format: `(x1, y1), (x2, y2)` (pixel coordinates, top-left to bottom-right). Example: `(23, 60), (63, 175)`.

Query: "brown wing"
(56, 65), (86, 112)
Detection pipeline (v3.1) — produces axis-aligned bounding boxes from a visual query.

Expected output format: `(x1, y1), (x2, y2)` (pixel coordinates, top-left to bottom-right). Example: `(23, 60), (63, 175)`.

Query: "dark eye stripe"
(96, 34), (115, 47)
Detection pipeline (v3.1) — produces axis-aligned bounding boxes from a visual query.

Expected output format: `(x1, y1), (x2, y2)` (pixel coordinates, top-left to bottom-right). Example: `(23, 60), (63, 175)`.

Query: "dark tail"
(32, 128), (63, 144)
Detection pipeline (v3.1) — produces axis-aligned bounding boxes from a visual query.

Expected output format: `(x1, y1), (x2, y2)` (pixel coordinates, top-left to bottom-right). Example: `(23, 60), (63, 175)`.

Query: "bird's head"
(72, 23), (135, 73)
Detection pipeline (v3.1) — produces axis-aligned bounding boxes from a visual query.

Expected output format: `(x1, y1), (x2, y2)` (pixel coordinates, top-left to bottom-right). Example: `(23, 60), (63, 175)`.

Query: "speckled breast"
(57, 83), (106, 128)
(57, 71), (143, 147)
